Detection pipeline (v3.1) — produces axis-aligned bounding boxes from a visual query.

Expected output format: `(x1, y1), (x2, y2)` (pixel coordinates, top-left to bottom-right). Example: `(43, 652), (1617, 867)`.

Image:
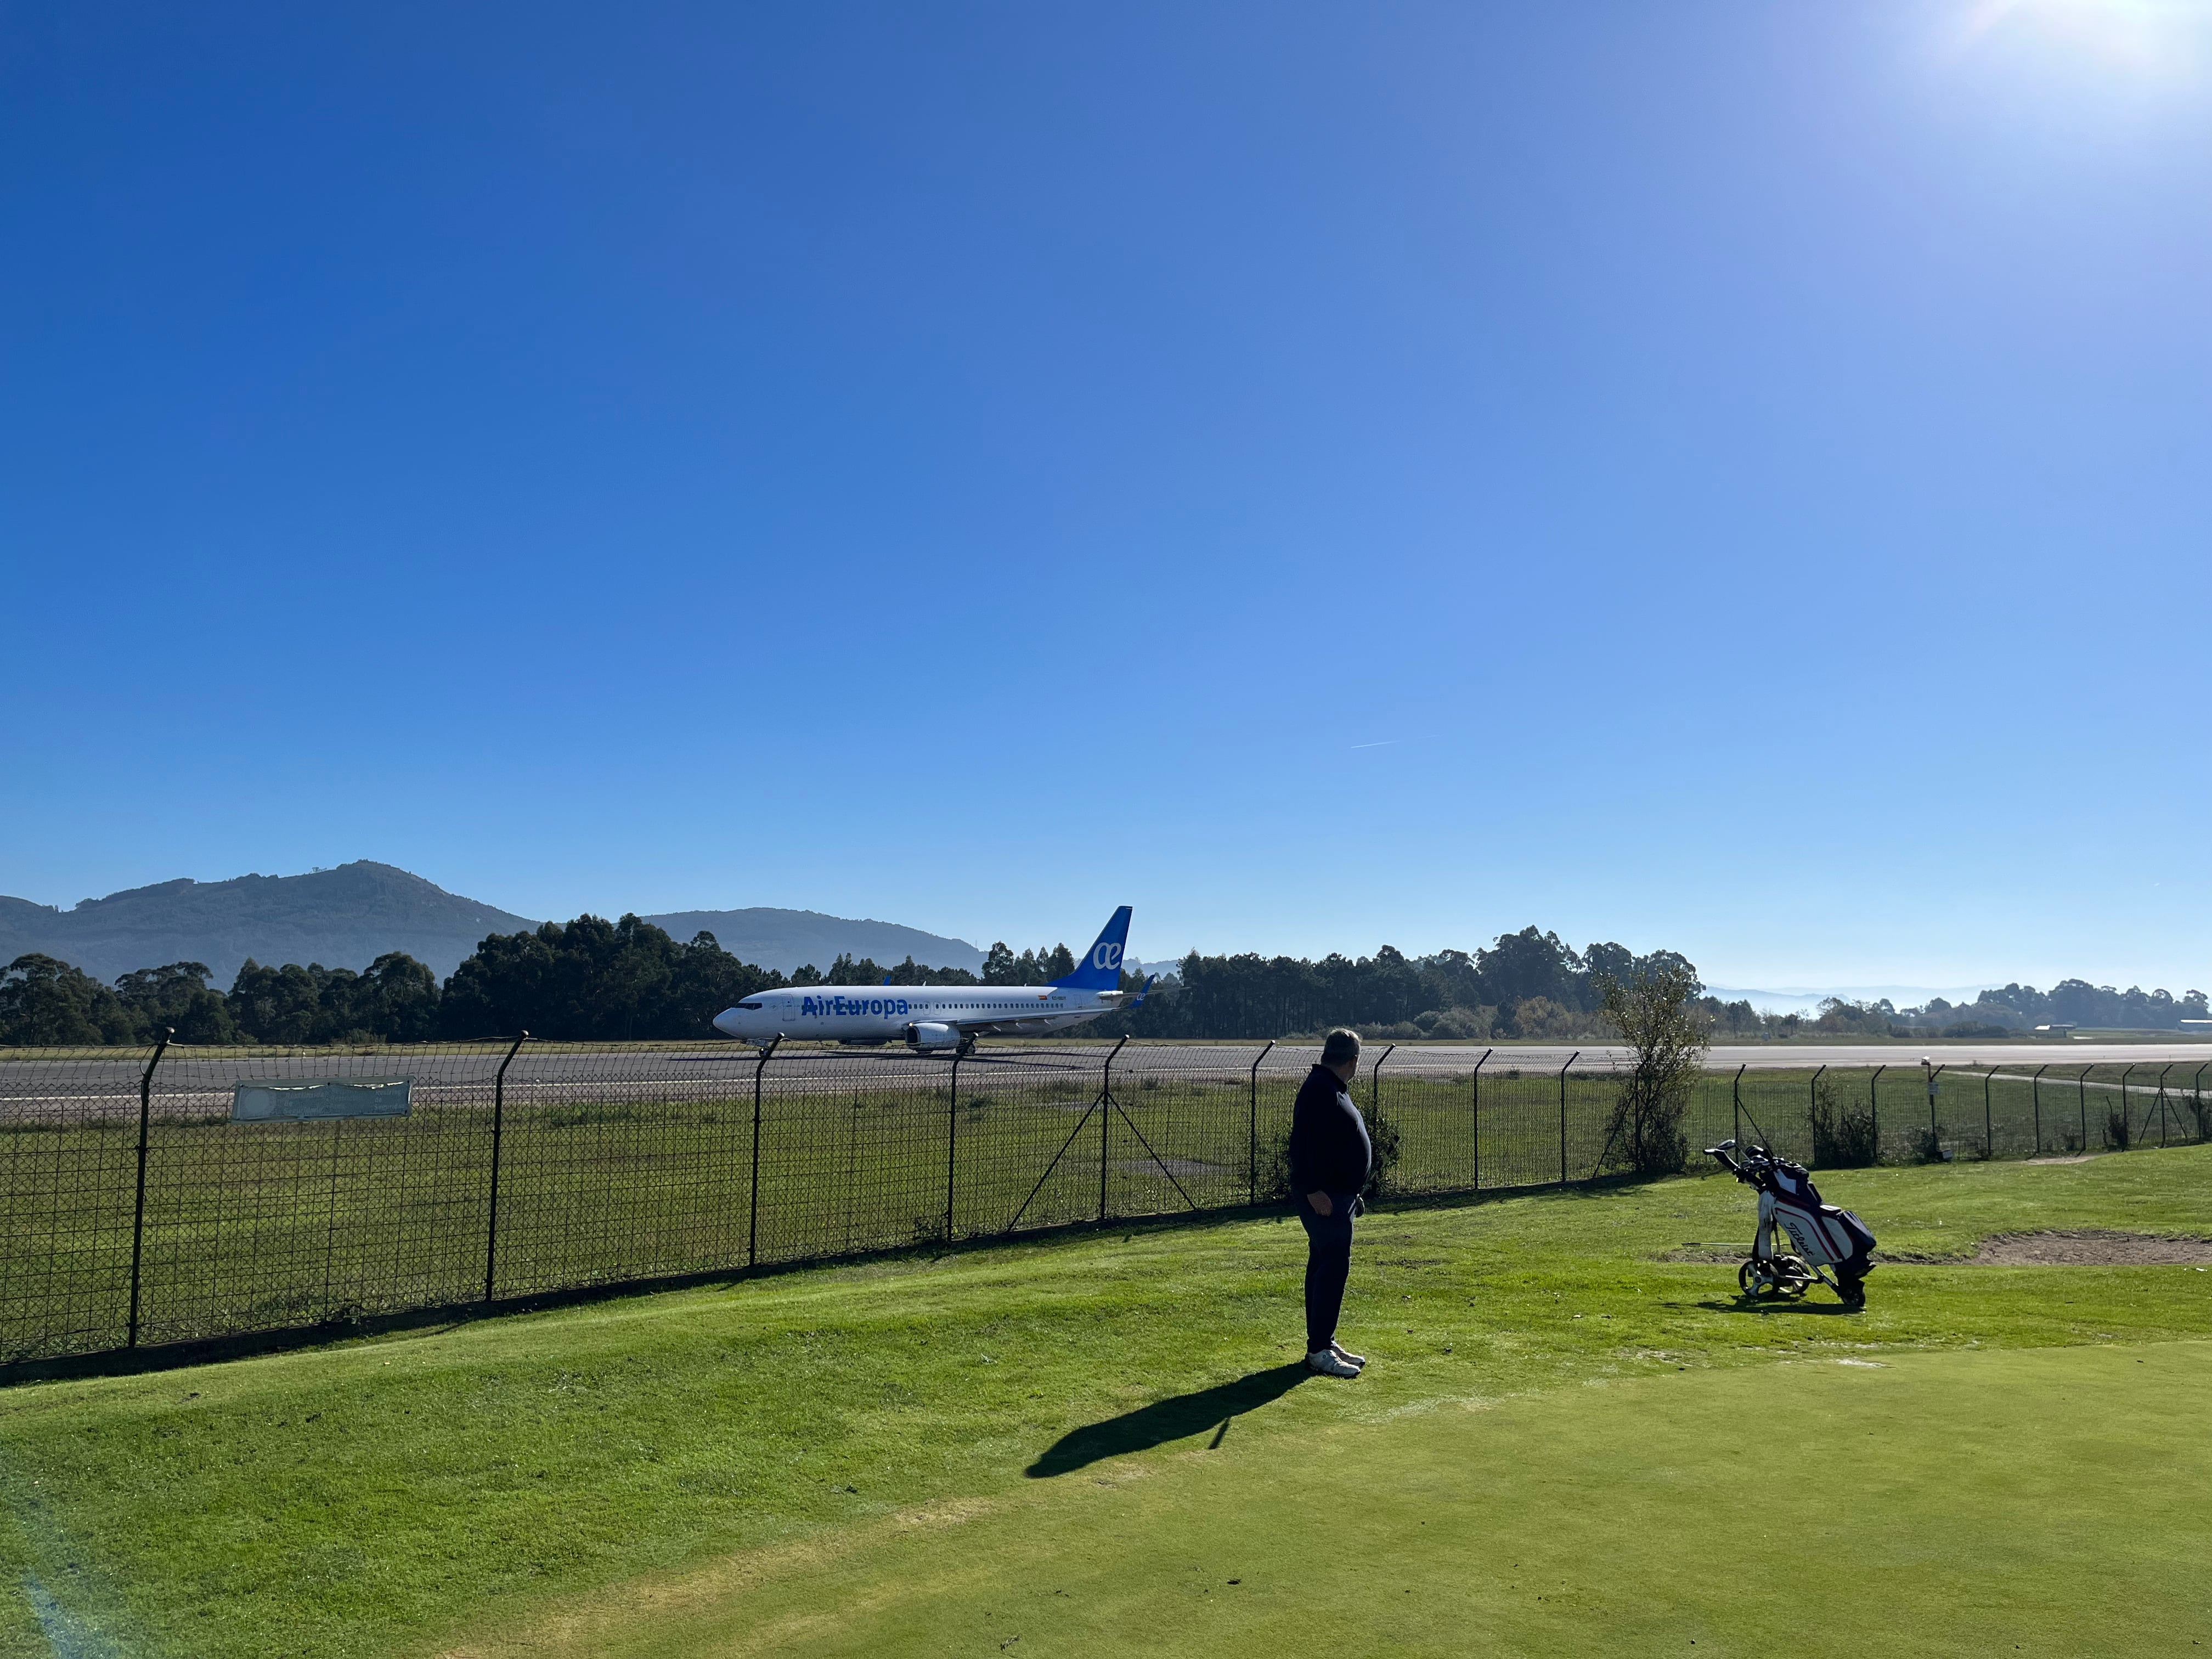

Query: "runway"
(4, 1038), (2205, 1122)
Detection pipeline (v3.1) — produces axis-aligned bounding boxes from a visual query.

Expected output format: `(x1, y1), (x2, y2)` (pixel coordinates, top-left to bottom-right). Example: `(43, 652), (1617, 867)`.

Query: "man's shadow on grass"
(1026, 1363), (1311, 1478)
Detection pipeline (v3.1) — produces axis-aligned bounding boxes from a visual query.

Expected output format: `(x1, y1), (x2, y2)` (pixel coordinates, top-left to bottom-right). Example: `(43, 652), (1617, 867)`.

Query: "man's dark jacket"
(1288, 1063), (1372, 1198)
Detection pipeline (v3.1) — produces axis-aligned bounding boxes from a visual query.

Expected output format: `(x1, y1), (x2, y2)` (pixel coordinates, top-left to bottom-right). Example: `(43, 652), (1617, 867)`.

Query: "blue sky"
(4, 2), (2208, 990)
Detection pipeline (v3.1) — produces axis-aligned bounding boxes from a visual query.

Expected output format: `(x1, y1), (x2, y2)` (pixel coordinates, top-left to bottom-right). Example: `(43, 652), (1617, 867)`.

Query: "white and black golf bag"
(1704, 1141), (1875, 1307)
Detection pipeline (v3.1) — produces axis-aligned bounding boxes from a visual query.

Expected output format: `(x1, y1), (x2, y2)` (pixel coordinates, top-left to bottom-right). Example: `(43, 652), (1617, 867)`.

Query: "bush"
(1942, 1021), (2015, 1039)
(1508, 997), (1588, 1041)
(1258, 1124), (1293, 1203)
(1808, 1078), (1880, 1166)
(1363, 1108), (1403, 1201)
(1596, 962), (1706, 1177)
(1414, 1006), (1493, 1040)
(1257, 1103), (1403, 1205)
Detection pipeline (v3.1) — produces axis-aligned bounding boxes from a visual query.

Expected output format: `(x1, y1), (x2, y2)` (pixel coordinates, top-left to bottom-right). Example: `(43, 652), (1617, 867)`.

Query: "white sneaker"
(1306, 1348), (1361, 1378)
(1330, 1341), (1367, 1368)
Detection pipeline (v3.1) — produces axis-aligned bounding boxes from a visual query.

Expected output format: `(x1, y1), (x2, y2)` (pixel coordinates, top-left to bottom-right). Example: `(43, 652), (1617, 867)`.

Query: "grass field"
(4, 1146), (2211, 1656)
(10, 1051), (2202, 1369)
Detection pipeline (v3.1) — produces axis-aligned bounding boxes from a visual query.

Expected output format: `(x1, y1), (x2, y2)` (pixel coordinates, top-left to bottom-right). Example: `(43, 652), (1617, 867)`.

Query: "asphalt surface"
(5, 1040), (2208, 1122)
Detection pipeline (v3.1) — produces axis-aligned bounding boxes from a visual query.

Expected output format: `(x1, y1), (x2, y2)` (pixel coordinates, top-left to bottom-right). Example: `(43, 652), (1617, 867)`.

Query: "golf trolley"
(1703, 1140), (1875, 1308)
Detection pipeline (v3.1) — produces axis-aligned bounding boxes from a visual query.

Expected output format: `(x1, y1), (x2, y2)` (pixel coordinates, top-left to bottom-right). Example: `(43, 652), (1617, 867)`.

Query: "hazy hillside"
(0, 866), (989, 985)
(640, 908), (984, 974)
(0, 863), (535, 984)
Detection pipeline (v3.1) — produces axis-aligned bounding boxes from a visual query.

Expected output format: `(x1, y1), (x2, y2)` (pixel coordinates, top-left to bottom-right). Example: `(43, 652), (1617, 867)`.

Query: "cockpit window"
(738, 1002), (764, 1010)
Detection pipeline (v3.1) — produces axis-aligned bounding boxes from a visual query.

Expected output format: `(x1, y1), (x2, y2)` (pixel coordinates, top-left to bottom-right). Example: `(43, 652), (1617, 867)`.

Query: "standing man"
(1289, 1028), (1372, 1378)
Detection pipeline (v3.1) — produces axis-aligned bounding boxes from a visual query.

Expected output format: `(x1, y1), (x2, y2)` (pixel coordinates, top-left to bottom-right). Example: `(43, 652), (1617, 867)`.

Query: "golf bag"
(1703, 1140), (1875, 1307)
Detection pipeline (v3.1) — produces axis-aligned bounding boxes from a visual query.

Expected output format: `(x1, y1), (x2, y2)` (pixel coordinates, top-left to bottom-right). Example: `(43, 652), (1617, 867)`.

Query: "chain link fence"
(3, 1040), (2206, 1371)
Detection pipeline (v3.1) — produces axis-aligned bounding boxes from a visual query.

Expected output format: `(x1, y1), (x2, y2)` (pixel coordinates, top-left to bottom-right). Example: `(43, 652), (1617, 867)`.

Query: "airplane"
(712, 906), (1152, 1054)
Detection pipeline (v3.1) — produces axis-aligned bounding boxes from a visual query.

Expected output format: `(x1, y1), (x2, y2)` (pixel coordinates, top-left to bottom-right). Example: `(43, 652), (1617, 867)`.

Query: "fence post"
(1471, 1048), (1492, 1190)
(2116, 1063), (2137, 1149)
(1099, 1035), (1128, 1223)
(2155, 1062), (2174, 1148)
(1805, 1064), (1824, 1154)
(1983, 1067), (1994, 1161)
(1733, 1064), (1746, 1147)
(2197, 1062), (2208, 1143)
(945, 1048), (962, 1240)
(2078, 1066), (2089, 1153)
(2032, 1063), (2048, 1153)
(1371, 1042), (1397, 1120)
(125, 1028), (174, 1350)
(1869, 1065), (1886, 1164)
(1248, 1040), (1274, 1206)
(1558, 1051), (1579, 1184)
(483, 1031), (528, 1305)
(1926, 1062), (1945, 1155)
(748, 1036), (780, 1268)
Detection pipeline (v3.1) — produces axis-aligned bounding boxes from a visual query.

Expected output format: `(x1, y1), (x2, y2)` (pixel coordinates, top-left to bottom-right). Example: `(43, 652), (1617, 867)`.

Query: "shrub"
(2104, 1105), (2132, 1152)
(1414, 1006), (1493, 1040)
(1808, 1079), (1880, 1166)
(1509, 997), (1587, 1041)
(1942, 1021), (2015, 1039)
(1256, 1103), (1403, 1204)
(1363, 1107), (1403, 1201)
(1258, 1124), (1293, 1203)
(1596, 962), (1707, 1177)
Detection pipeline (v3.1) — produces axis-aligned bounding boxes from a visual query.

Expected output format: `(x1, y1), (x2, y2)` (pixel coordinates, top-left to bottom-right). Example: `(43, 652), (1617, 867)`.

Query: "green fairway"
(3, 1147), (2210, 1657)
(466, 1341), (2212, 1658)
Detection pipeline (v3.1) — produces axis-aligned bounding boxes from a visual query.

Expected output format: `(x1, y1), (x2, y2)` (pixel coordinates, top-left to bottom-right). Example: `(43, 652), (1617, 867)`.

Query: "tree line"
(0, 915), (1090, 1046)
(1084, 928), (1697, 1041)
(1699, 981), (2209, 1041)
(4, 913), (2204, 1047)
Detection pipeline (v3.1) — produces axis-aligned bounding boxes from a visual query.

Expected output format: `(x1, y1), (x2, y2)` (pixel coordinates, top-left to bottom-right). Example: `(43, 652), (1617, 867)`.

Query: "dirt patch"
(1664, 1245), (1754, 1264)
(2025, 1154), (2102, 1165)
(1113, 1158), (1227, 1180)
(1970, 1230), (2212, 1266)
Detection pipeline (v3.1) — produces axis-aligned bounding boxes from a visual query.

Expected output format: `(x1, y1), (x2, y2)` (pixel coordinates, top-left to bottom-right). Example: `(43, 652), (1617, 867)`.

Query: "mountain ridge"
(637, 909), (984, 975)
(0, 863), (536, 984)
(0, 864), (985, 984)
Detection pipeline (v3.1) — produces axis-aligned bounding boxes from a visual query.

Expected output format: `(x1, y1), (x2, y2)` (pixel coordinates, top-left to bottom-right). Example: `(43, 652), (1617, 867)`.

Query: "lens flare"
(1948, 0), (2212, 82)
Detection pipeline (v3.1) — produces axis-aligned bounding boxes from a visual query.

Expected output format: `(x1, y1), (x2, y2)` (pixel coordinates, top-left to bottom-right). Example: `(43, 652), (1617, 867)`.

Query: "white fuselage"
(712, 983), (1130, 1047)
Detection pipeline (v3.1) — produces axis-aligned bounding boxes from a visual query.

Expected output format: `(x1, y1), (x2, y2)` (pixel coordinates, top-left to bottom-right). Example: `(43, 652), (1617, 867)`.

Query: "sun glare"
(1947, 0), (2212, 82)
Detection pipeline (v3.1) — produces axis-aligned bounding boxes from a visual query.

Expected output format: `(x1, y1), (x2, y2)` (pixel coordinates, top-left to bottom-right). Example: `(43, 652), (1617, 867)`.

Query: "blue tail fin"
(1052, 906), (1132, 991)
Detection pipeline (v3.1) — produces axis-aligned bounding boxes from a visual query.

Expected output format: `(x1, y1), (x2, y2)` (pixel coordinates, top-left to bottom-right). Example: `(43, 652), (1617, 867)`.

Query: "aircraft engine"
(904, 1021), (961, 1051)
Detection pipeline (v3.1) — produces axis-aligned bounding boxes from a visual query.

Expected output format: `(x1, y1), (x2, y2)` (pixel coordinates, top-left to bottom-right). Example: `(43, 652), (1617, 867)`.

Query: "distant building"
(2033, 1023), (2078, 1036)
(2182, 1019), (2212, 1033)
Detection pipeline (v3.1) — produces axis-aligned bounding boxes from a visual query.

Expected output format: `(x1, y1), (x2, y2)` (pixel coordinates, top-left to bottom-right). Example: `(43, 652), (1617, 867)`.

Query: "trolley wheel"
(1774, 1254), (1815, 1297)
(1739, 1259), (1787, 1299)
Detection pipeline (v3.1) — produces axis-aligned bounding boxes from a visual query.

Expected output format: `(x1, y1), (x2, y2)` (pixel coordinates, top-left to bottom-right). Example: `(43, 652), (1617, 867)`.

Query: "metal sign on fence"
(231, 1077), (413, 1121)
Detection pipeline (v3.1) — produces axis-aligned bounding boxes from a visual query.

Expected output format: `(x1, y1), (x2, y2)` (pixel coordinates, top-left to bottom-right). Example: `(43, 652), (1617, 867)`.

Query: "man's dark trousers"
(1297, 1192), (1355, 1353)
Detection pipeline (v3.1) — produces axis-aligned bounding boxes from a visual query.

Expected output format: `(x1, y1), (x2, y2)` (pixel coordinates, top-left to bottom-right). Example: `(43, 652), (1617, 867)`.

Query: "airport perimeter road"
(640, 1041), (2212, 1078)
(1395, 1041), (2212, 1072)
(944, 1041), (2212, 1074)
(5, 1041), (2209, 1121)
